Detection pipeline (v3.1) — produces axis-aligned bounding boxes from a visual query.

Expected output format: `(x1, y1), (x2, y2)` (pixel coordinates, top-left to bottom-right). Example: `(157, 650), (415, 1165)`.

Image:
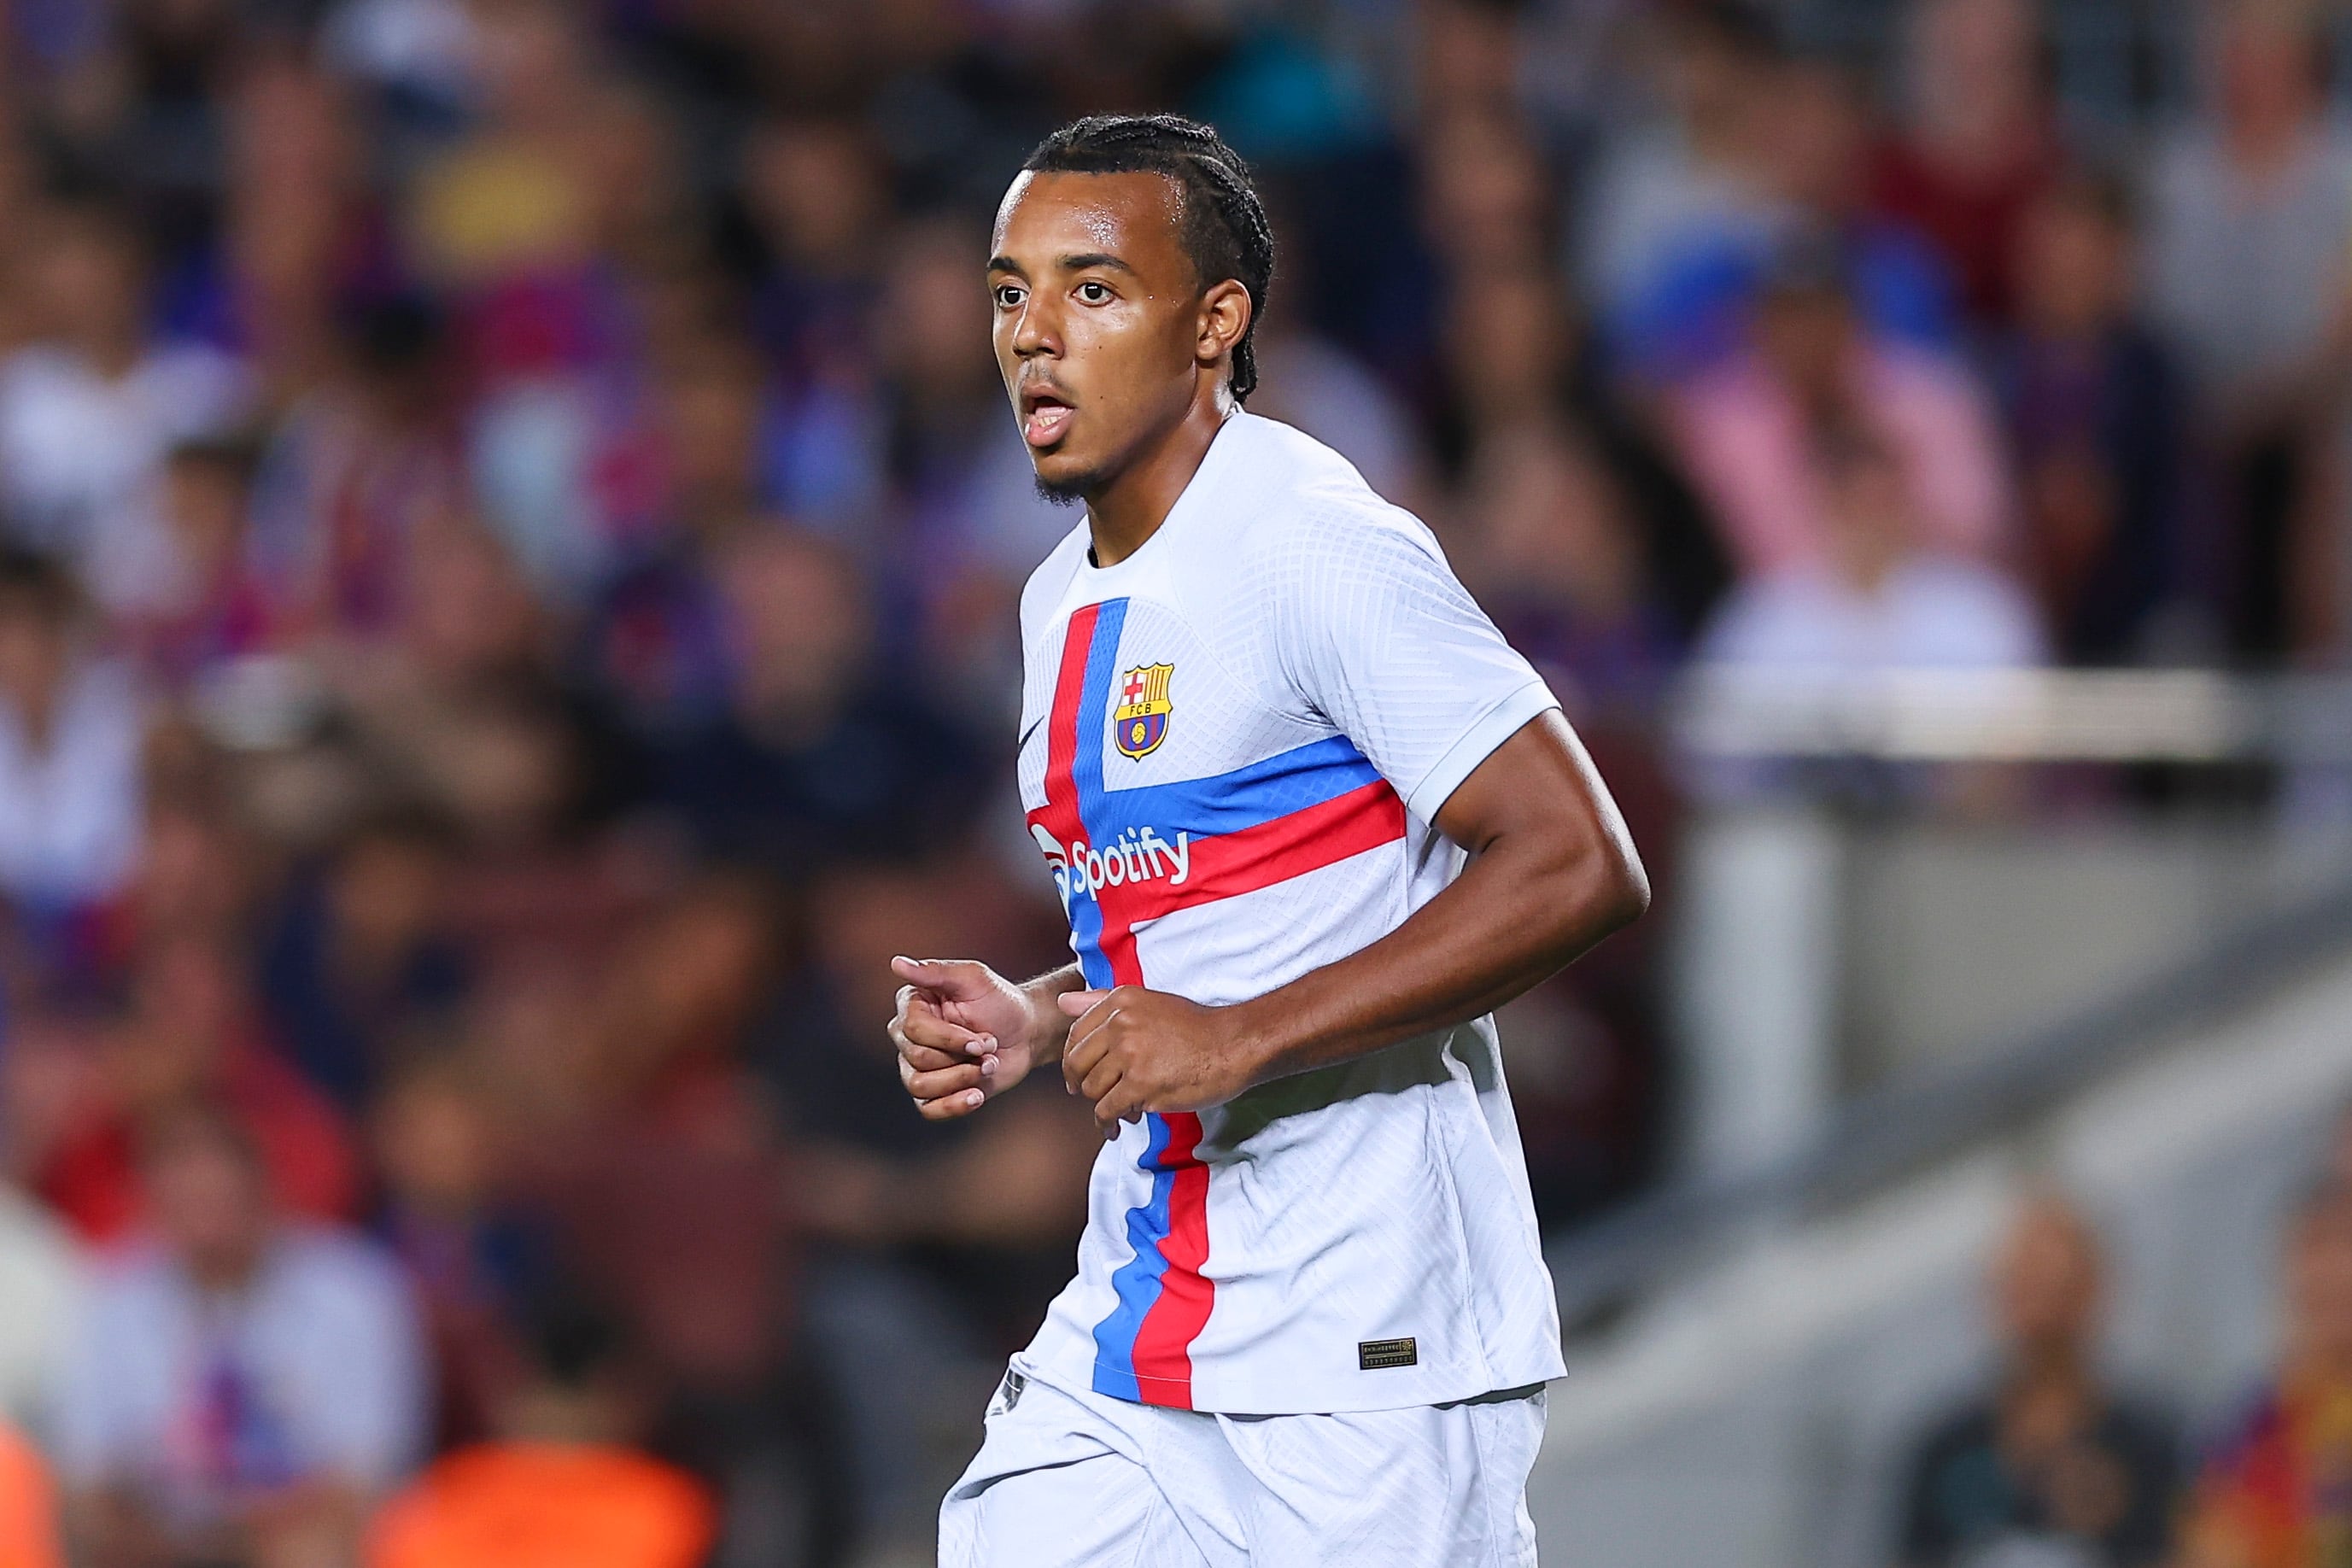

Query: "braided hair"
(1022, 114), (1275, 402)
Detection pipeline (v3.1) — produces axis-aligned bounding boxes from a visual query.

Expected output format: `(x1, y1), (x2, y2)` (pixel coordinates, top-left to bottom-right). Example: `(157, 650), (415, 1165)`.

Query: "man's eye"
(1077, 281), (1112, 303)
(993, 284), (1025, 307)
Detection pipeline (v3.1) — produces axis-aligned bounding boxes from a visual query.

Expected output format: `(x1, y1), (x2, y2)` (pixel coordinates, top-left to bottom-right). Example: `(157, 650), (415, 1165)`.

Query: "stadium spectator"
(0, 1154), (79, 1435)
(37, 935), (360, 1244)
(641, 340), (771, 558)
(1992, 173), (2189, 664)
(1893, 1194), (2177, 1568)
(0, 1422), (61, 1568)
(1610, 50), (1957, 382)
(367, 1297), (716, 1568)
(202, 59), (381, 403)
(249, 294), (465, 647)
(0, 202), (249, 614)
(260, 804), (471, 1114)
(544, 873), (828, 1567)
(1453, 415), (1673, 714)
(741, 116), (889, 506)
(2179, 1184), (2352, 1568)
(1575, 0), (1786, 329)
(653, 529), (984, 875)
(0, 550), (145, 916)
(2146, 0), (2352, 662)
(1420, 107), (1556, 285)
(1429, 260), (1728, 643)
(79, 788), (257, 990)
(1696, 422), (2040, 674)
(577, 345), (757, 740)
(367, 1055), (547, 1456)
(126, 435), (279, 692)
(1866, 0), (2058, 331)
(401, 0), (606, 325)
(1668, 240), (2013, 582)
(54, 1100), (425, 1568)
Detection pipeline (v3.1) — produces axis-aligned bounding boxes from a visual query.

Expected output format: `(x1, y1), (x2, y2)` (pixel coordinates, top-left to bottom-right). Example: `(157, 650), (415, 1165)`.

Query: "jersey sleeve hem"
(1402, 678), (1562, 825)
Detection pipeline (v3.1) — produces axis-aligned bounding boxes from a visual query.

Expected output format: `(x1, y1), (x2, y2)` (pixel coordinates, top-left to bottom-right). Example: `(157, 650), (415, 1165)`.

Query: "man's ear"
(1196, 279), (1252, 369)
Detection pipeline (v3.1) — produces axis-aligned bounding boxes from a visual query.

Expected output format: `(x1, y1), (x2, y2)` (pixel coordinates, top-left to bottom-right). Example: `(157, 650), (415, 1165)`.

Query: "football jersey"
(1011, 412), (1569, 1416)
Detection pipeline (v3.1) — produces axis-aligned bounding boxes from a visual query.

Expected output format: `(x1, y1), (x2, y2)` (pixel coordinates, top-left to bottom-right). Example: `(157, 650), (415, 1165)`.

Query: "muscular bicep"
(1230, 708), (1650, 1085)
(1264, 512), (1561, 822)
(1431, 711), (1648, 918)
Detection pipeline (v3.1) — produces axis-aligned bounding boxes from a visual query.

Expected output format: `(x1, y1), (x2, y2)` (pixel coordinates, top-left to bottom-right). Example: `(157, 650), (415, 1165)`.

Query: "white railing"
(1670, 668), (2352, 764)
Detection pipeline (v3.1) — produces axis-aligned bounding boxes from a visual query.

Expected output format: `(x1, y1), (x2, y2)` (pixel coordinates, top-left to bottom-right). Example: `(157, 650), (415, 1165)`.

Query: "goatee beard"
(1034, 471), (1094, 506)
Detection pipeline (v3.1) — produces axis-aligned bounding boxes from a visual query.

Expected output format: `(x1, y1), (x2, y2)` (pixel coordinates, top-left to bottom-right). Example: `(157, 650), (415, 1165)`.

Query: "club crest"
(1113, 663), (1173, 759)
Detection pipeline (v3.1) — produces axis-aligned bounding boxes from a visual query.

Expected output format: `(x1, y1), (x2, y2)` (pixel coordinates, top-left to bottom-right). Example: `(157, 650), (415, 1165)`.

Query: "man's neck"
(1085, 389), (1236, 569)
(2006, 1339), (2091, 1394)
(189, 1245), (266, 1297)
(76, 331), (143, 383)
(2227, 109), (2312, 186)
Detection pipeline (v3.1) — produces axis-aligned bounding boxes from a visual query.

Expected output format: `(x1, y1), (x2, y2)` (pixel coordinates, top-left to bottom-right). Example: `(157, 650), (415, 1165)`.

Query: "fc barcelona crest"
(1113, 663), (1174, 759)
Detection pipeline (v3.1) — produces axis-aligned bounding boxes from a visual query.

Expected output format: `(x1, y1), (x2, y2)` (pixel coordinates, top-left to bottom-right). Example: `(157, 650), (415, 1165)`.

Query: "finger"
(901, 1002), (994, 1057)
(892, 1019), (975, 1074)
(893, 956), (988, 1000)
(906, 1062), (988, 1101)
(898, 1038), (968, 1074)
(1079, 1055), (1126, 1103)
(916, 1087), (989, 1120)
(902, 1047), (985, 1086)
(1057, 988), (1110, 1018)
(1062, 1007), (1120, 1095)
(1093, 1080), (1146, 1135)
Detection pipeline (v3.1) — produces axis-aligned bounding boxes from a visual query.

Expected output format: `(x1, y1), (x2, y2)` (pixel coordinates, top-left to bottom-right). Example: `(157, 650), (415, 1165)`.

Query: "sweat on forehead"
(993, 169), (1191, 264)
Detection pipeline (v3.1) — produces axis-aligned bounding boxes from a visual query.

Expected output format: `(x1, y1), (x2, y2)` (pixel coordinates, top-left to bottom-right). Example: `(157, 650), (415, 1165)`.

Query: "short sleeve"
(1267, 507), (1559, 824)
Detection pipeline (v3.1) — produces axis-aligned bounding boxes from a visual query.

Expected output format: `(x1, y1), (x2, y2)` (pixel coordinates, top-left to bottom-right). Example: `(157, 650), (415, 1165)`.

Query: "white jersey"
(1013, 412), (1566, 1415)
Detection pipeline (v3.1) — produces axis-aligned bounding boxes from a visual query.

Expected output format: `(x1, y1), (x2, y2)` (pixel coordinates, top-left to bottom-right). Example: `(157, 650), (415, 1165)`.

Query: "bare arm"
(1060, 711), (1647, 1130)
(1246, 710), (1642, 1070)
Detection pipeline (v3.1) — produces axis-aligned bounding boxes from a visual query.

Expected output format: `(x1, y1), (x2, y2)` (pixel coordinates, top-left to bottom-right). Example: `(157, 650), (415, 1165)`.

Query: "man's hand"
(891, 957), (1074, 1120)
(1058, 986), (1260, 1135)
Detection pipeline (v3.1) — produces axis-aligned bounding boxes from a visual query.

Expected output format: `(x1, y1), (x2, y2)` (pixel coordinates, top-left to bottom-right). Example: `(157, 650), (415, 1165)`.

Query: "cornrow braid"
(1023, 114), (1275, 402)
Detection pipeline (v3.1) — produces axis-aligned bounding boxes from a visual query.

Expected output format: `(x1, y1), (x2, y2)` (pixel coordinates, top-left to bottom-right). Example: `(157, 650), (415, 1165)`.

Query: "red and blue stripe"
(1028, 596), (1407, 1407)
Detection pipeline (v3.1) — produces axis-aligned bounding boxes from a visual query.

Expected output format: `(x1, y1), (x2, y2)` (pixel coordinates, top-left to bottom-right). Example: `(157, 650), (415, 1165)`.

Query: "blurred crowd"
(1894, 1111), (2352, 1568)
(0, 0), (2340, 1563)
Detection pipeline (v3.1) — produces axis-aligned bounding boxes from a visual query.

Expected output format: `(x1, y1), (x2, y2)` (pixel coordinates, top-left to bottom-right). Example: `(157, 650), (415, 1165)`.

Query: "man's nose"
(1011, 297), (1057, 358)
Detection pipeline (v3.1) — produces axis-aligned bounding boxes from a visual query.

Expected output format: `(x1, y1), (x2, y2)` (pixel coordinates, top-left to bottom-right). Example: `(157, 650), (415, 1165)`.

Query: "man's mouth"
(1021, 388), (1075, 449)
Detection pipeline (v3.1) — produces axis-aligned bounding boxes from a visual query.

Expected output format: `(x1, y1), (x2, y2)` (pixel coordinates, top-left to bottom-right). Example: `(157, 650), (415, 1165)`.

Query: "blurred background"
(3, 0), (2352, 1565)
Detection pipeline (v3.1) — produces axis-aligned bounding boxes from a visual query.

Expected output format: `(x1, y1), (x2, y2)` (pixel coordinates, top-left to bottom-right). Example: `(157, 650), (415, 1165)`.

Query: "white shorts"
(939, 1360), (1546, 1568)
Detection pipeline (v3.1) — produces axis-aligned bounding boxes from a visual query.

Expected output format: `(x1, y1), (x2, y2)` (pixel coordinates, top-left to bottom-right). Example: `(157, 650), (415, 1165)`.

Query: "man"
(2179, 1183), (2352, 1568)
(891, 114), (1648, 1566)
(1894, 1194), (2176, 1567)
(369, 1300), (717, 1568)
(54, 1101), (425, 1567)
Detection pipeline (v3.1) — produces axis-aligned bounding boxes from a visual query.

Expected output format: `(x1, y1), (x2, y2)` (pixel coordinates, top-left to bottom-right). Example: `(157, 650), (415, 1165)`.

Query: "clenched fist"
(1058, 986), (1266, 1135)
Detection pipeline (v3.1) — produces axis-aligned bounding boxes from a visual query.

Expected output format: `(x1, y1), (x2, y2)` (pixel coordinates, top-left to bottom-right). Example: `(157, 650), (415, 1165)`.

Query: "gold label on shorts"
(1358, 1337), (1418, 1371)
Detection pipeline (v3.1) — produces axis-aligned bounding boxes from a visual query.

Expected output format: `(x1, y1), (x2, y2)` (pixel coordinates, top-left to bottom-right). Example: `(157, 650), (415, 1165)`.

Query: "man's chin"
(1032, 456), (1103, 506)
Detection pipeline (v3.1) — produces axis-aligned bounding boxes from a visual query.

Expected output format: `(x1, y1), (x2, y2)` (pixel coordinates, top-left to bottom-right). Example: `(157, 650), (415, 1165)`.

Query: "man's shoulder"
(1220, 412), (1389, 518)
(1209, 414), (1439, 572)
(266, 1225), (417, 1319)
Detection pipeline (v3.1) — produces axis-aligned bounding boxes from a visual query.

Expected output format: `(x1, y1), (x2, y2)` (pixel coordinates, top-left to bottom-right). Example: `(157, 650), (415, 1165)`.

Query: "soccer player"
(892, 114), (1648, 1567)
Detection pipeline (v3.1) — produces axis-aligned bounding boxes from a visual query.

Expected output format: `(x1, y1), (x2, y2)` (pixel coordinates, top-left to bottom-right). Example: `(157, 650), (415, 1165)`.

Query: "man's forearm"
(1228, 827), (1643, 1091)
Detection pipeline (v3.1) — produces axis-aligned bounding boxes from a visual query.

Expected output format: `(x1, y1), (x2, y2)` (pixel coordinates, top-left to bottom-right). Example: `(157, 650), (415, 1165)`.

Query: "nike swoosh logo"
(1018, 716), (1047, 748)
